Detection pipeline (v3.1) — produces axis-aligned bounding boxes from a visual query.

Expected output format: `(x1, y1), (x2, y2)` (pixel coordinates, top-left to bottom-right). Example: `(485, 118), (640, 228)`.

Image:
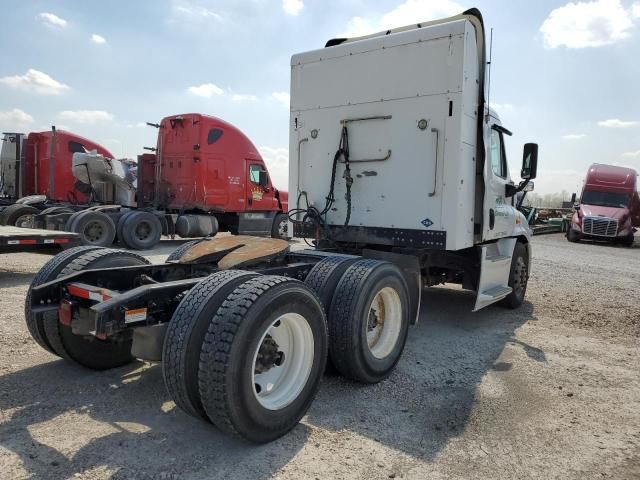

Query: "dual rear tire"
(65, 211), (116, 247)
(162, 272), (328, 443)
(25, 247), (150, 369)
(318, 259), (410, 384)
(117, 211), (162, 250)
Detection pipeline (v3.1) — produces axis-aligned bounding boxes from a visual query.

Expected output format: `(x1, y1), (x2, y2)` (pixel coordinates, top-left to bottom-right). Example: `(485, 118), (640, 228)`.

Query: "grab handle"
(429, 127), (439, 197)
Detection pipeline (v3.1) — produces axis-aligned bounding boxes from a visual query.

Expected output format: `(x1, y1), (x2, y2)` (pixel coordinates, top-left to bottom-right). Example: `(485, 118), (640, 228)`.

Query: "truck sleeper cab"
(25, 9), (538, 444)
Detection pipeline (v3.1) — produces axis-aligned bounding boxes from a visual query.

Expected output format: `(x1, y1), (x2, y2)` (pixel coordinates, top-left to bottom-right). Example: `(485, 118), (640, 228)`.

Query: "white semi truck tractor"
(26, 9), (537, 443)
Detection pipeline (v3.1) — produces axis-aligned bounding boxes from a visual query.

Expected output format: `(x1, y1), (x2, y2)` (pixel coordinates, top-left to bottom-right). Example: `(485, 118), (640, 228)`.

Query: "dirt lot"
(1, 234), (639, 479)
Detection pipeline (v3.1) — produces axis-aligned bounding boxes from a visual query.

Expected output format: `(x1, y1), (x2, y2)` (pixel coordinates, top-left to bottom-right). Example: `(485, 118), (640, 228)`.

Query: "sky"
(1, 0), (639, 195)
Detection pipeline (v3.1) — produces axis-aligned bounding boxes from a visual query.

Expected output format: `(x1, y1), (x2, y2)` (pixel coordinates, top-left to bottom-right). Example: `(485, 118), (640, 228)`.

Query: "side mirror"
(521, 143), (538, 180)
(570, 192), (577, 203)
(259, 170), (269, 187)
(524, 181), (535, 192)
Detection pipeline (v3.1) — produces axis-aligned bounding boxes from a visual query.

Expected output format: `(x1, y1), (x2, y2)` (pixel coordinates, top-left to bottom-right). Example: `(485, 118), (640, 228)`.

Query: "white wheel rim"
(366, 287), (402, 359)
(252, 312), (314, 410)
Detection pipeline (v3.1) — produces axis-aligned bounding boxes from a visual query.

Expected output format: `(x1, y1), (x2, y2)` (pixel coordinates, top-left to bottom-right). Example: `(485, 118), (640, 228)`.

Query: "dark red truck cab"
(568, 163), (640, 246)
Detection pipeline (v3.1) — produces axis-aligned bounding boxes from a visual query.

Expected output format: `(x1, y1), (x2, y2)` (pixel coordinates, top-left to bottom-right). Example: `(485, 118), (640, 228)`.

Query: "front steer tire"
(162, 270), (261, 421)
(198, 276), (328, 443)
(499, 242), (530, 309)
(567, 228), (580, 243)
(42, 248), (150, 370)
(328, 259), (410, 384)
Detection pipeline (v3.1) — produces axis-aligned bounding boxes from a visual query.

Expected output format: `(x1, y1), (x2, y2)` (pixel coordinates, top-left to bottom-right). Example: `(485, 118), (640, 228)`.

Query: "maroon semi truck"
(568, 163), (640, 246)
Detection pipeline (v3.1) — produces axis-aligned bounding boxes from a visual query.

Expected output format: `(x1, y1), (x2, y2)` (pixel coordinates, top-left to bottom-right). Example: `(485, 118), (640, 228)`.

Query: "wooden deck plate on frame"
(178, 235), (290, 269)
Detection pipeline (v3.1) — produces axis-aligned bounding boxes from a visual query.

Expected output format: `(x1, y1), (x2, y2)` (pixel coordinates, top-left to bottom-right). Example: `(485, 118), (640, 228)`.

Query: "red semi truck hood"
(579, 204), (629, 220)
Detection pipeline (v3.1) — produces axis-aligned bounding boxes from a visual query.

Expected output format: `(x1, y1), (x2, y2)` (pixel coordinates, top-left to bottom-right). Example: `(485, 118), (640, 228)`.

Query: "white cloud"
(259, 146), (288, 189)
(172, 2), (223, 22)
(59, 110), (114, 124)
(231, 93), (258, 102)
(271, 91), (290, 105)
(91, 34), (107, 44)
(0, 69), (70, 95)
(540, 0), (636, 49)
(622, 150), (640, 158)
(598, 118), (639, 128)
(633, 2), (640, 19)
(127, 122), (147, 128)
(38, 12), (67, 28)
(0, 108), (35, 129)
(562, 133), (586, 139)
(341, 0), (462, 37)
(188, 83), (224, 98)
(282, 0), (304, 16)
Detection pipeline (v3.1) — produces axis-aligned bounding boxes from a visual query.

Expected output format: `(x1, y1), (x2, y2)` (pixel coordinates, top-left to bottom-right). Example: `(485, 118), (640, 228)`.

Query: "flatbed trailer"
(0, 225), (79, 254)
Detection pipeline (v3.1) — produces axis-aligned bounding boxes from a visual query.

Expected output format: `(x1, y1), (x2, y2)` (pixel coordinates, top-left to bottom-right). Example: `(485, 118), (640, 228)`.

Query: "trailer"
(26, 9), (538, 443)
(0, 225), (79, 254)
(5, 115), (290, 248)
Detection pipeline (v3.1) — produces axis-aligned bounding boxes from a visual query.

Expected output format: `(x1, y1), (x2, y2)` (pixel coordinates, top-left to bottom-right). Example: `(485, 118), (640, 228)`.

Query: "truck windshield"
(581, 190), (630, 208)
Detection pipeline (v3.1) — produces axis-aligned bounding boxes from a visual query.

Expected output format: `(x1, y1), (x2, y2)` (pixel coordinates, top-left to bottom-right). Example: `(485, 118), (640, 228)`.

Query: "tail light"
(59, 299), (74, 326)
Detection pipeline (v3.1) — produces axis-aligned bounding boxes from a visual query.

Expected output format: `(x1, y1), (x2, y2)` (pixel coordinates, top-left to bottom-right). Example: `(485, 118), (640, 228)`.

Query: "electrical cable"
(287, 125), (354, 248)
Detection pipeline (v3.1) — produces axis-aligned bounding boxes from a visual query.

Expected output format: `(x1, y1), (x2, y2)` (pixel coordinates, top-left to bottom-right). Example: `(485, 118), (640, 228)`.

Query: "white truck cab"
(22, 9), (540, 444)
(289, 8), (538, 312)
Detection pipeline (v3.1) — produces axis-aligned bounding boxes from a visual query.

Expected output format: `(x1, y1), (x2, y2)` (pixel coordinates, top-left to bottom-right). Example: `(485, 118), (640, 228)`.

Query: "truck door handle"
(248, 197), (253, 206)
(429, 127), (439, 197)
(489, 209), (495, 229)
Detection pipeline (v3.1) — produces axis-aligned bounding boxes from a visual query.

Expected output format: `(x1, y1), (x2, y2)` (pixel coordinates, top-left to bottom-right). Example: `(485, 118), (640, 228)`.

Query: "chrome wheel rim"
(366, 287), (402, 359)
(252, 313), (314, 410)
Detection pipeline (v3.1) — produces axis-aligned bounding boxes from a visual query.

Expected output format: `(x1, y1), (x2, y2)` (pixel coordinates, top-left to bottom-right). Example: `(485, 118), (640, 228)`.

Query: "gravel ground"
(0, 234), (638, 479)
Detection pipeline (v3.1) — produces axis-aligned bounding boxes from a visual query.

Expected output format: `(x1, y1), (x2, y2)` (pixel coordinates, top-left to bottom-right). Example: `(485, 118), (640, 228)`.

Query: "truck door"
(483, 125), (513, 240)
(245, 160), (274, 211)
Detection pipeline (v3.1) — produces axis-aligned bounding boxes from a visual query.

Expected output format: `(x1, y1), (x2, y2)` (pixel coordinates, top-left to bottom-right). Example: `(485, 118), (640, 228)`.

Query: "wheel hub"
(366, 287), (402, 359)
(513, 257), (527, 295)
(278, 219), (288, 237)
(135, 221), (151, 240)
(85, 221), (104, 242)
(251, 313), (314, 410)
(254, 335), (284, 374)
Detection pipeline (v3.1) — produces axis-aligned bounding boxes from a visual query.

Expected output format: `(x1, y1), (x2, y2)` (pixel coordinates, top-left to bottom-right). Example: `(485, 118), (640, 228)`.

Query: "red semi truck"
(0, 128), (113, 224)
(568, 163), (640, 246)
(2, 114), (289, 248)
(137, 113), (289, 239)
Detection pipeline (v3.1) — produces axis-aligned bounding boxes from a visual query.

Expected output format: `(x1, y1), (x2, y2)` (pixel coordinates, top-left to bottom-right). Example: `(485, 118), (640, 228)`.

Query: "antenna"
(486, 27), (493, 122)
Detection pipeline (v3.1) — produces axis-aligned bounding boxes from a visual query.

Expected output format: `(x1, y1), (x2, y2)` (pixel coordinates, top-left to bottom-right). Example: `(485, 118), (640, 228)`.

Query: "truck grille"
(583, 216), (618, 237)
